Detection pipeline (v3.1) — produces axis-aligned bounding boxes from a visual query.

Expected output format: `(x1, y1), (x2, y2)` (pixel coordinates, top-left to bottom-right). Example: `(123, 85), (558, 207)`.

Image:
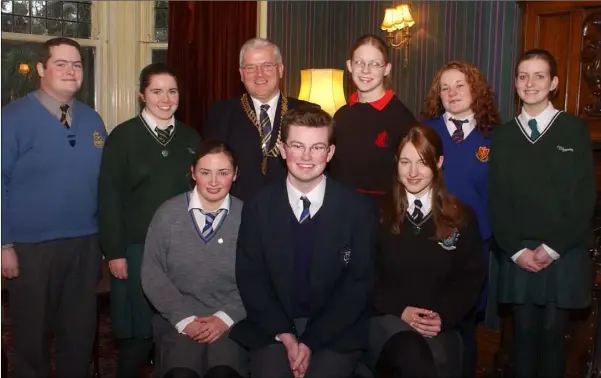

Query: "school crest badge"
(475, 146), (489, 162)
(93, 131), (105, 148)
(438, 231), (460, 250)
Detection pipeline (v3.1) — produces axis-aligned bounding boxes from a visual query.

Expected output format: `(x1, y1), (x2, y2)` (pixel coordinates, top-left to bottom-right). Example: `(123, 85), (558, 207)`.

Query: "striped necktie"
(411, 199), (423, 223)
(155, 125), (173, 144)
(260, 104), (272, 155)
(200, 209), (223, 242)
(60, 104), (70, 128)
(449, 118), (467, 143)
(528, 119), (540, 141)
(299, 196), (311, 224)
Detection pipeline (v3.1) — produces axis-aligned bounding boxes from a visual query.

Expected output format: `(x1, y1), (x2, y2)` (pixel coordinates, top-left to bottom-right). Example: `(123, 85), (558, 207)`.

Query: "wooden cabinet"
(521, 1), (601, 190)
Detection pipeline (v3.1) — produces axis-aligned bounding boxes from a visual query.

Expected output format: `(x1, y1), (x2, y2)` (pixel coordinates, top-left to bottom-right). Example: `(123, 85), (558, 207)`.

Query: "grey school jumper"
(141, 192), (248, 376)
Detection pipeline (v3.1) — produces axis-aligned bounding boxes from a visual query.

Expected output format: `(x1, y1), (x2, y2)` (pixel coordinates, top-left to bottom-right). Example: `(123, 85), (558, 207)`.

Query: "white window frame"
(138, 0), (167, 69)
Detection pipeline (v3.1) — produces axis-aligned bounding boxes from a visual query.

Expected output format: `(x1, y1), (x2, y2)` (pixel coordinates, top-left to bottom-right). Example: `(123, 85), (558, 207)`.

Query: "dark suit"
(230, 178), (376, 378)
(204, 94), (316, 203)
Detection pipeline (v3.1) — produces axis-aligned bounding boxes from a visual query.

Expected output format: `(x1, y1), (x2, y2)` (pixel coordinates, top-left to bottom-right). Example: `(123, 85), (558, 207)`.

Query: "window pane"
(154, 0), (168, 41)
(1, 40), (96, 108)
(152, 49), (167, 65)
(3, 1), (92, 38)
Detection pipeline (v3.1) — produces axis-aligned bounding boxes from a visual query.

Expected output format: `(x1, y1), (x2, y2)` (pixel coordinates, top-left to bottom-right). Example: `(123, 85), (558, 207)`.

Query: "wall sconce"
(381, 4), (415, 67)
(298, 69), (346, 116)
(18, 63), (30, 75)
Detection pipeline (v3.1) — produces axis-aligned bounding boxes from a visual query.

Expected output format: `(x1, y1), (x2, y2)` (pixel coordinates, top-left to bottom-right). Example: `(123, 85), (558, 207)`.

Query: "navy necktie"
(199, 209), (223, 242)
(155, 125), (173, 144)
(411, 199), (423, 223)
(299, 196), (311, 224)
(260, 104), (272, 155)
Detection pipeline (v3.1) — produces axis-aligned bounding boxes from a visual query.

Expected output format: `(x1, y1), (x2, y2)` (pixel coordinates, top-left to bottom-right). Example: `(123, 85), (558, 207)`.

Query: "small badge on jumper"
(340, 247), (351, 266)
(162, 150), (169, 157)
(218, 238), (223, 244)
(438, 231), (460, 250)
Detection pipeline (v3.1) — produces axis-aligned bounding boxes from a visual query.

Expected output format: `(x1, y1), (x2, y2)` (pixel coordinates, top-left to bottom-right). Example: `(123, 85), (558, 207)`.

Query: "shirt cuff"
(542, 244), (560, 260)
(275, 334), (281, 342)
(511, 248), (527, 262)
(175, 316), (196, 334)
(213, 311), (234, 328)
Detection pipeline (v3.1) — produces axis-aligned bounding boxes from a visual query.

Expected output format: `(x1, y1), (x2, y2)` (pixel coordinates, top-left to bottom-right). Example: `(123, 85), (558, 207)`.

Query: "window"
(1, 0), (97, 108)
(1, 40), (95, 107)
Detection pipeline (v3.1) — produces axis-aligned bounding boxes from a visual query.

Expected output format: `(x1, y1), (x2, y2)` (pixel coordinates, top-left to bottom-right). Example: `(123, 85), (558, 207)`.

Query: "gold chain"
(240, 93), (287, 158)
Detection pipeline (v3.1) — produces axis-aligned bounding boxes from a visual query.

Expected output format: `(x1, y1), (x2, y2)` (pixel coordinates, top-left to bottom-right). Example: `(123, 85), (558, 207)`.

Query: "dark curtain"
(167, 1), (257, 133)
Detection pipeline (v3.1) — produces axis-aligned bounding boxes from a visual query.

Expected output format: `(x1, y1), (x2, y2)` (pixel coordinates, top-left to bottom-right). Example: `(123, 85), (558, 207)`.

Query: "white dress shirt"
(406, 188), (433, 218)
(286, 175), (327, 220)
(517, 103), (559, 138)
(511, 103), (560, 263)
(443, 112), (476, 139)
(141, 108), (175, 138)
(251, 92), (280, 127)
(175, 188), (233, 334)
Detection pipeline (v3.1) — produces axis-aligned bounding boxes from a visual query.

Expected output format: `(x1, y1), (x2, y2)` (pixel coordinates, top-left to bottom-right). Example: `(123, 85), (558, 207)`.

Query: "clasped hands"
(401, 306), (442, 338)
(182, 316), (228, 344)
(516, 245), (553, 273)
(279, 333), (311, 378)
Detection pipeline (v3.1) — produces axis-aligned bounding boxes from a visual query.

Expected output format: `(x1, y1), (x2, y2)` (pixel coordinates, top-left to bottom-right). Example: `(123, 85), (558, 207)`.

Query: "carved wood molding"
(582, 12), (601, 117)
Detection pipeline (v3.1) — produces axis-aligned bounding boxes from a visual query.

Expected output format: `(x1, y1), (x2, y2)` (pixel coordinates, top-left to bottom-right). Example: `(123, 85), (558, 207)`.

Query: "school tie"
(449, 118), (467, 143)
(260, 104), (272, 155)
(299, 196), (311, 224)
(155, 125), (173, 144)
(60, 104), (70, 128)
(200, 209), (223, 242)
(411, 199), (423, 223)
(528, 119), (540, 141)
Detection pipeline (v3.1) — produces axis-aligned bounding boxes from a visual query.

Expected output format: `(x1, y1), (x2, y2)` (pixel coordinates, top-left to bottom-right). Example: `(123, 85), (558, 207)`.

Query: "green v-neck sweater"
(98, 116), (201, 260)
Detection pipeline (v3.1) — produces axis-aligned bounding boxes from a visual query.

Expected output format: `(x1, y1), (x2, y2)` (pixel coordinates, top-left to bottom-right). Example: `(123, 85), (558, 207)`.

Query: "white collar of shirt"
(406, 188), (433, 216)
(443, 112), (475, 138)
(518, 103), (558, 136)
(286, 175), (326, 221)
(251, 92), (280, 126)
(142, 108), (175, 134)
(188, 187), (230, 230)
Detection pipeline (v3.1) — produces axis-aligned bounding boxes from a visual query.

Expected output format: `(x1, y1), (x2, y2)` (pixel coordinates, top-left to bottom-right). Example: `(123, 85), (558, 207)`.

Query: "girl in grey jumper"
(141, 140), (248, 378)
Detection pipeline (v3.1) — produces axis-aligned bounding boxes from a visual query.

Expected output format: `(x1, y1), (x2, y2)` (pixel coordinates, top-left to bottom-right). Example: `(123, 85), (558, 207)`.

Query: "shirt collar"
(406, 188), (433, 215)
(35, 89), (73, 117)
(349, 89), (395, 111)
(188, 187), (231, 213)
(519, 102), (556, 124)
(443, 112), (474, 124)
(141, 108), (175, 131)
(251, 92), (280, 113)
(286, 175), (327, 213)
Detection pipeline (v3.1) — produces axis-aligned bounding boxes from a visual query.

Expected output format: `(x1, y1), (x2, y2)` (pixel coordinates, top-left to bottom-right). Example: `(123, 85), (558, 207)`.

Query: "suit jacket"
(204, 94), (317, 202)
(230, 178), (377, 353)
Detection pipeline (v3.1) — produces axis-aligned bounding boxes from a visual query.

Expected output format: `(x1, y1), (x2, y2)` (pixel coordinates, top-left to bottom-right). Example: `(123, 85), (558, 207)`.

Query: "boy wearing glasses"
(230, 107), (376, 378)
(204, 38), (317, 203)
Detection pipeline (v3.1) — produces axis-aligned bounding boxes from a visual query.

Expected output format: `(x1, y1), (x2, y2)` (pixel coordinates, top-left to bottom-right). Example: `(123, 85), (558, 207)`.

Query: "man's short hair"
(38, 37), (82, 67)
(281, 106), (335, 145)
(239, 37), (283, 67)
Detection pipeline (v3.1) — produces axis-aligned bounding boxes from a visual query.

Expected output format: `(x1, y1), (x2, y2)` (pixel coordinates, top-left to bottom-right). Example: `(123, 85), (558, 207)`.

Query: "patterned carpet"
(2, 294), (155, 378)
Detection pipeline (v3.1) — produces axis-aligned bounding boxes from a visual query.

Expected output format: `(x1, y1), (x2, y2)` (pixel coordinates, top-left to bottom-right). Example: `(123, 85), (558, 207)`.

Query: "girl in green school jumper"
(98, 63), (201, 378)
(488, 49), (596, 378)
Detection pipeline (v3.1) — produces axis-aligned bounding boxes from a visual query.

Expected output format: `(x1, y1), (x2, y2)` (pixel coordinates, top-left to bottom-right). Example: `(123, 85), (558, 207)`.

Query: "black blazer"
(204, 95), (317, 203)
(230, 178), (377, 353)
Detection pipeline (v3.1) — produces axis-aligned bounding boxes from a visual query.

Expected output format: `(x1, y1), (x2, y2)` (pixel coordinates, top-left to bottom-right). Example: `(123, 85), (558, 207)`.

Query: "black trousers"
(512, 303), (570, 378)
(6, 235), (101, 378)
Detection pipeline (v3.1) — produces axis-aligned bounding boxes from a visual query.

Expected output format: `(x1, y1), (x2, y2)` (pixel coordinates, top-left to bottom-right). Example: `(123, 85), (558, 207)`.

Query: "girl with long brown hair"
(366, 125), (486, 378)
(422, 60), (501, 377)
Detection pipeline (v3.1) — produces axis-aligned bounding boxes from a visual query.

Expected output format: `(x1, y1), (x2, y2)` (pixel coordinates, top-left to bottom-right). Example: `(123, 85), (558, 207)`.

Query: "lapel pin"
(218, 238), (223, 244)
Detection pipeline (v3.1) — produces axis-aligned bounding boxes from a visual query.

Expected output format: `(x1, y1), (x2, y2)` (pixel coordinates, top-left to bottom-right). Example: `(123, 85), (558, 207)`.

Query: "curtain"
(167, 1), (257, 133)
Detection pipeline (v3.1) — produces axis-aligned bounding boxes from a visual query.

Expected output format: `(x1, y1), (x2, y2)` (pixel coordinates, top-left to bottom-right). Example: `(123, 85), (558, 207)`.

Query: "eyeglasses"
(285, 142), (330, 156)
(352, 59), (387, 70)
(241, 62), (278, 74)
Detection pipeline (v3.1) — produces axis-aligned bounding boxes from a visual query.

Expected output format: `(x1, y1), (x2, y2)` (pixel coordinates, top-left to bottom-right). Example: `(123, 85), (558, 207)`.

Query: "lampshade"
(380, 8), (397, 31)
(395, 4), (415, 29)
(298, 69), (346, 116)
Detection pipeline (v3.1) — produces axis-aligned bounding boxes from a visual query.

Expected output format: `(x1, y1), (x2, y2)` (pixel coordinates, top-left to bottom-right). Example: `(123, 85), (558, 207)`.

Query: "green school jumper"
(488, 112), (596, 309)
(98, 116), (201, 338)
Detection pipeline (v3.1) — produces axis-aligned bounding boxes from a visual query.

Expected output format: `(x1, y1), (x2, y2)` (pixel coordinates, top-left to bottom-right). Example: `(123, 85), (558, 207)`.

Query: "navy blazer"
(230, 178), (377, 353)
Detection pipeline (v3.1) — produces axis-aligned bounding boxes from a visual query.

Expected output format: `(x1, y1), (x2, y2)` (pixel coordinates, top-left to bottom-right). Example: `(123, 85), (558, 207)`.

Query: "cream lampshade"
(297, 69), (346, 116)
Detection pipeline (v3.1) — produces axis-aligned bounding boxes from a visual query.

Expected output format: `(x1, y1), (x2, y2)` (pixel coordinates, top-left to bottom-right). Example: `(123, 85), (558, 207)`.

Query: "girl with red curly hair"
(422, 61), (501, 377)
